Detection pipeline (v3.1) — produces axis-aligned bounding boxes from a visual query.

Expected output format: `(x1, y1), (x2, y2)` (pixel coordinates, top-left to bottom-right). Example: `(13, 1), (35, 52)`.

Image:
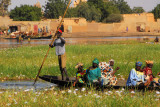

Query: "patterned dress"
(99, 62), (117, 86)
(143, 67), (153, 81)
(126, 68), (145, 86)
(76, 69), (86, 83)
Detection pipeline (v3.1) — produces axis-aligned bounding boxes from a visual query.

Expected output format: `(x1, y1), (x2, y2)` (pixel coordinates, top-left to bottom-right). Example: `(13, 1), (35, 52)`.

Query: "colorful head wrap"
(136, 61), (142, 67)
(109, 59), (114, 65)
(75, 63), (83, 69)
(93, 58), (99, 65)
(58, 29), (62, 34)
(146, 60), (153, 65)
(109, 59), (114, 62)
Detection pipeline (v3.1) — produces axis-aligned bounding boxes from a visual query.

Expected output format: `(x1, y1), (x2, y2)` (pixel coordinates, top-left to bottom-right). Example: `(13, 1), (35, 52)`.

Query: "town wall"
(0, 16), (12, 27)
(0, 13), (160, 35)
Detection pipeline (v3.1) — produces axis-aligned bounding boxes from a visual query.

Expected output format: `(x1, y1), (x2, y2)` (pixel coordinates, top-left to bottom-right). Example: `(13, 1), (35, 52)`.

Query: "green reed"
(0, 41), (160, 80)
(0, 88), (159, 107)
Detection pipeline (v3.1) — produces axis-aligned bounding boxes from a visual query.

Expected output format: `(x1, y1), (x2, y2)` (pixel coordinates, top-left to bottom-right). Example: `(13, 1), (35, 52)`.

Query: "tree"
(88, 0), (104, 10)
(132, 7), (145, 13)
(103, 14), (123, 23)
(101, 1), (120, 21)
(76, 2), (101, 22)
(43, 0), (69, 19)
(65, 7), (78, 18)
(152, 4), (160, 19)
(0, 0), (11, 16)
(10, 5), (42, 21)
(111, 0), (132, 14)
(87, 0), (120, 21)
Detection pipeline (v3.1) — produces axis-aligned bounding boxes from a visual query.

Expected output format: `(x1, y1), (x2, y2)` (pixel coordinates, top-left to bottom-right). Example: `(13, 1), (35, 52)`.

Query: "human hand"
(116, 67), (120, 70)
(49, 44), (53, 48)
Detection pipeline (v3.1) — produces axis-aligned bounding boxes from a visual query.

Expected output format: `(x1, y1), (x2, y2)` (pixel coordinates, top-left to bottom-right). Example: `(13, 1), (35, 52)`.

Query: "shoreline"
(1, 32), (160, 39)
(63, 32), (160, 38)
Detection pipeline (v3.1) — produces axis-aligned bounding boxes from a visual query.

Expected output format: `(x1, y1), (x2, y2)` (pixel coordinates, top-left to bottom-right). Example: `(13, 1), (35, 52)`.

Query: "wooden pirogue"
(39, 75), (160, 91)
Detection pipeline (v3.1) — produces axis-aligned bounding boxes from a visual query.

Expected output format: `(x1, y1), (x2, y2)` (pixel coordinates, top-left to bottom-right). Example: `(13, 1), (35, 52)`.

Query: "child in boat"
(143, 61), (160, 86)
(86, 58), (101, 85)
(73, 63), (86, 86)
(126, 62), (146, 86)
(99, 59), (120, 86)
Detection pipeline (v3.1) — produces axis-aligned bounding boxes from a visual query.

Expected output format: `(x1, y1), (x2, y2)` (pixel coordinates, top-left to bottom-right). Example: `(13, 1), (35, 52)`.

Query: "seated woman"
(143, 61), (160, 86)
(126, 62), (145, 86)
(99, 59), (120, 86)
(73, 63), (86, 86)
(86, 58), (101, 85)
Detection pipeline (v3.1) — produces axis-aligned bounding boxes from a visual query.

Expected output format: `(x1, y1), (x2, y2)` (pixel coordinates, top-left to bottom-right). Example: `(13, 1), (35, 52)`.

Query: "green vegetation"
(0, 0), (11, 16)
(0, 41), (160, 106)
(152, 4), (160, 20)
(103, 14), (123, 23)
(9, 5), (42, 21)
(43, 0), (70, 19)
(0, 41), (160, 80)
(44, 0), (124, 23)
(0, 88), (159, 106)
(132, 7), (145, 13)
(111, 0), (132, 14)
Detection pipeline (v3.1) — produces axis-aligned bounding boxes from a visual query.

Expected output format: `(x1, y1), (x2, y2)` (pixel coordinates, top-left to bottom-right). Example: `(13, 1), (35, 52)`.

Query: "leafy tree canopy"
(43, 0), (126, 23)
(10, 5), (42, 21)
(76, 2), (101, 22)
(152, 4), (160, 19)
(43, 0), (69, 19)
(132, 7), (145, 13)
(103, 14), (123, 23)
(0, 0), (11, 16)
(111, 0), (132, 14)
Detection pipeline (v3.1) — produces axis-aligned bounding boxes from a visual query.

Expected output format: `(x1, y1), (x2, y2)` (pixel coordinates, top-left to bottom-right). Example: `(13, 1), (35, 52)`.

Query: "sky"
(8, 0), (160, 12)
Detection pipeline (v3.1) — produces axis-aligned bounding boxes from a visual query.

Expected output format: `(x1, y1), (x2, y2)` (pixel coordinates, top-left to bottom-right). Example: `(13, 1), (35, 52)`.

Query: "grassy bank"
(0, 88), (160, 106)
(0, 41), (160, 80)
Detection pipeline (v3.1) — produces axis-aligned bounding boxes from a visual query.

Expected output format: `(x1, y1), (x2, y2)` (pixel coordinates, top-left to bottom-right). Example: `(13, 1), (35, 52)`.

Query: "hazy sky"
(8, 0), (160, 12)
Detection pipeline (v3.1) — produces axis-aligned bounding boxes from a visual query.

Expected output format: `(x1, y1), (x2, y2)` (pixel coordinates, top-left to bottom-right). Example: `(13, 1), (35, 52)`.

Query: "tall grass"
(0, 41), (160, 80)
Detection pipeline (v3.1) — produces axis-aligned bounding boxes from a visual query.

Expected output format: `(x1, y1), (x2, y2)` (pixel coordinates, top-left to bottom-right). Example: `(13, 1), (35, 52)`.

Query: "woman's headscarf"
(146, 60), (153, 65)
(75, 63), (83, 69)
(136, 61), (142, 67)
(93, 58), (99, 65)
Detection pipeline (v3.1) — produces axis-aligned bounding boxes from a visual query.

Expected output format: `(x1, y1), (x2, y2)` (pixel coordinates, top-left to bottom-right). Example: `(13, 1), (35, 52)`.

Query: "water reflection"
(0, 80), (56, 90)
(0, 36), (157, 49)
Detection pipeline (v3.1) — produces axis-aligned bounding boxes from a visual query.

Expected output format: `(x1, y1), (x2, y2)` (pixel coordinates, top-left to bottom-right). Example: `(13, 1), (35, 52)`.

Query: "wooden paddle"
(33, 0), (71, 85)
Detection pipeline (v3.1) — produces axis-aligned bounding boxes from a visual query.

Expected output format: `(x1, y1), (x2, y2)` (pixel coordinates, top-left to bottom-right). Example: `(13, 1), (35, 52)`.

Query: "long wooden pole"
(33, 0), (71, 85)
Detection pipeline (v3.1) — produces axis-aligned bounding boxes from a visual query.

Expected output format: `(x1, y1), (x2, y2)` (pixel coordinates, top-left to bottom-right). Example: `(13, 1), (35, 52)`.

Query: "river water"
(0, 80), (56, 90)
(0, 36), (157, 49)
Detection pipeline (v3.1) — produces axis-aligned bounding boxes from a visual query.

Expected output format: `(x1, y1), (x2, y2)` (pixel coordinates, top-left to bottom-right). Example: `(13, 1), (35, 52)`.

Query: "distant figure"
(43, 26), (45, 33)
(126, 26), (128, 32)
(38, 28), (40, 33)
(154, 36), (159, 43)
(0, 31), (2, 35)
(28, 37), (31, 43)
(8, 29), (10, 34)
(46, 26), (48, 33)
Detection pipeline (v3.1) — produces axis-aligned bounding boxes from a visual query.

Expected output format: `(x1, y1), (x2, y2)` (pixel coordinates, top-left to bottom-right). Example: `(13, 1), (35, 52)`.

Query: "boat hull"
(39, 75), (160, 90)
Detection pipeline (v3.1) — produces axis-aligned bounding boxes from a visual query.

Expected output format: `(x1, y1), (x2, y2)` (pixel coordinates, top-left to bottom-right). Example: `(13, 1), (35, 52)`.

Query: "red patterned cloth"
(143, 67), (153, 81)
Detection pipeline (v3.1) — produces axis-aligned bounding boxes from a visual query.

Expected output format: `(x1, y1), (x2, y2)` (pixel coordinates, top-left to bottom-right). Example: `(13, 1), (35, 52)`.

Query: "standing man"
(49, 29), (69, 81)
